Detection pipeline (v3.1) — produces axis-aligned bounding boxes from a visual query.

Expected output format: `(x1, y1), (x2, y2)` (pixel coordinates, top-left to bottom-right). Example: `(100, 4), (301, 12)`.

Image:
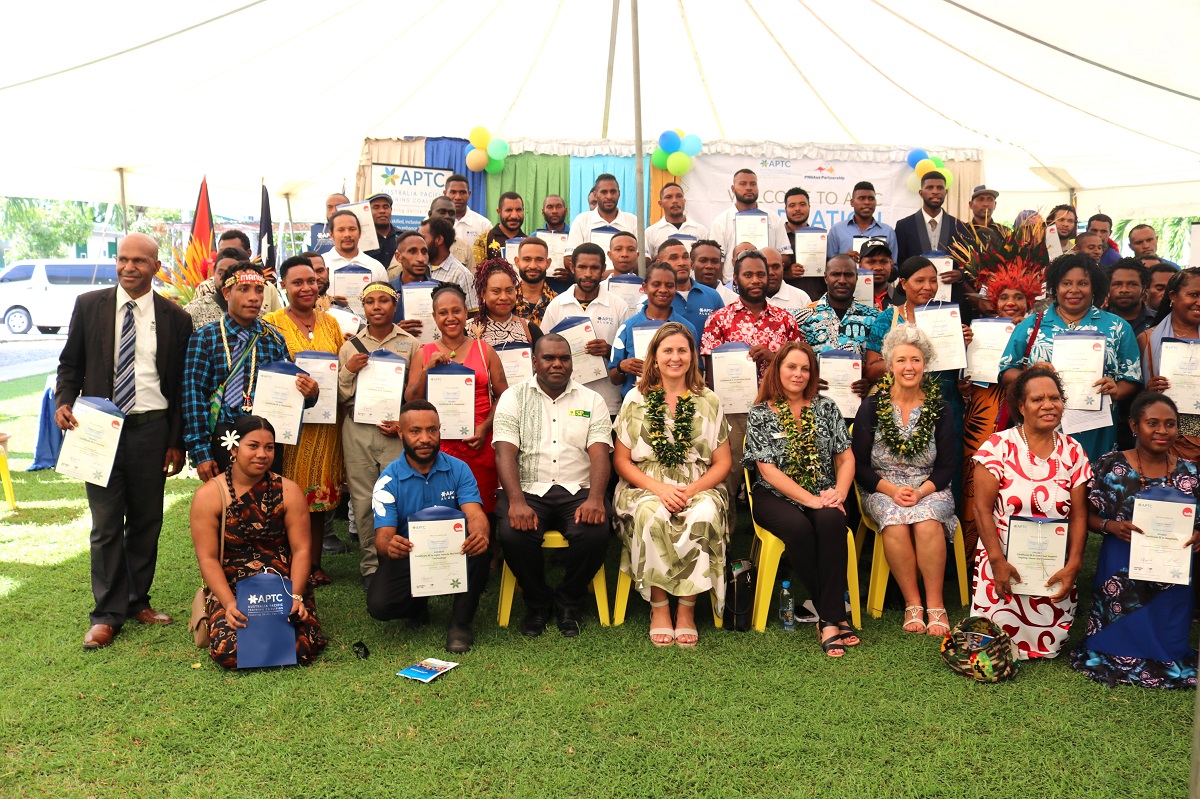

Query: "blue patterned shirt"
(183, 315), (291, 466)
(794, 297), (880, 356)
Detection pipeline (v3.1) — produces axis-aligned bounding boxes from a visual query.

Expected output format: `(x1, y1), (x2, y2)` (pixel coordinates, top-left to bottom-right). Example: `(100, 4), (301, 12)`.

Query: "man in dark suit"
(894, 171), (975, 319)
(55, 233), (192, 650)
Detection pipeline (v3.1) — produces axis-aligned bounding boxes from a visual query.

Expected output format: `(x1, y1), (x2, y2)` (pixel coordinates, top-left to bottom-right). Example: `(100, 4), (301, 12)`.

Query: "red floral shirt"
(700, 299), (802, 378)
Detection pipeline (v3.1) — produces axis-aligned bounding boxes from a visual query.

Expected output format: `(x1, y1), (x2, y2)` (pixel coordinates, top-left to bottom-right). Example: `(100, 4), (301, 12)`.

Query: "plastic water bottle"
(779, 581), (795, 632)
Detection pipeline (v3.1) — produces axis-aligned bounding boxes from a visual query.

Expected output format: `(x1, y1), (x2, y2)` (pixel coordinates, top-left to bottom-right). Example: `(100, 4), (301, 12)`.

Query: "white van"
(0, 260), (118, 334)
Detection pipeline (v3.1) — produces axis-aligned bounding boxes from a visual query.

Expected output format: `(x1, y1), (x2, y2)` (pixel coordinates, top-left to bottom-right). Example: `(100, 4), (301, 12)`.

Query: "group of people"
(53, 167), (1198, 689)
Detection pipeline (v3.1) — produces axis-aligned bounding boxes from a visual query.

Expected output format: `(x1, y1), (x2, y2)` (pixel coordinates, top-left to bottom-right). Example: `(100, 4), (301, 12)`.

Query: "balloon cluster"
(651, 129), (702, 176)
(905, 148), (953, 193)
(465, 127), (509, 174)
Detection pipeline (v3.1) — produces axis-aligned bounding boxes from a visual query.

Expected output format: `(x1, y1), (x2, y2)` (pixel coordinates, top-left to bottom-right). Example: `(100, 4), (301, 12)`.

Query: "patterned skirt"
(206, 587), (327, 670)
(971, 545), (1074, 660)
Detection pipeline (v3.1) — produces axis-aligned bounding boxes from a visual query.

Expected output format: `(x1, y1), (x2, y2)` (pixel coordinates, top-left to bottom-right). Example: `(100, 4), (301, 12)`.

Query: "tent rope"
(677, 0), (726, 140)
(500, 0), (567, 132)
(745, 0), (858, 144)
(941, 0), (1200, 104)
(878, 1), (1200, 157)
(0, 1), (269, 92)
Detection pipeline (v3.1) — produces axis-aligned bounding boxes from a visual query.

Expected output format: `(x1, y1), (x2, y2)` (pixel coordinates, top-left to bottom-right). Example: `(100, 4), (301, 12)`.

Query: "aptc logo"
(465, 377), (474, 386)
(760, 159), (791, 169)
(248, 593), (284, 604)
(1054, 527), (1066, 536)
(453, 522), (464, 532)
(440, 490), (456, 501)
(327, 362), (337, 371)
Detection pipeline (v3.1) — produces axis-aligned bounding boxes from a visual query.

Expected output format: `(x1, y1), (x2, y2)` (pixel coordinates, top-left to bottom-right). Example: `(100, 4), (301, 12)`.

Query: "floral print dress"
(1069, 451), (1198, 688)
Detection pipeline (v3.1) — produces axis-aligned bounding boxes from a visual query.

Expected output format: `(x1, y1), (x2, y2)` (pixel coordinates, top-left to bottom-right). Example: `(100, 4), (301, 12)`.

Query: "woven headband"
(223, 272), (265, 288)
(361, 282), (397, 300)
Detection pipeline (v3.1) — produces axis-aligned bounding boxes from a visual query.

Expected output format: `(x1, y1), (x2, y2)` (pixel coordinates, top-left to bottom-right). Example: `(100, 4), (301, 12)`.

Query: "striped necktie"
(224, 326), (252, 411)
(113, 301), (137, 413)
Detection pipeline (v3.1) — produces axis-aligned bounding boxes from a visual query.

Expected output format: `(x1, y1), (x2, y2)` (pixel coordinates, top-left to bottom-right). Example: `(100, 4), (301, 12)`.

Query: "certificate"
(353, 350), (407, 425)
(590, 225), (620, 257)
(250, 361), (308, 445)
(56, 396), (124, 487)
(851, 236), (871, 257)
(401, 280), (440, 344)
(1005, 516), (1070, 597)
(503, 237), (524, 264)
(966, 318), (1015, 385)
(734, 210), (769, 250)
(332, 265), (372, 314)
(295, 351), (338, 425)
(549, 316), (607, 383)
(819, 349), (863, 418)
(1051, 331), (1105, 411)
(1045, 228), (1064, 261)
(535, 230), (569, 272)
(326, 305), (364, 336)
(335, 200), (379, 252)
(853, 268), (874, 305)
(913, 301), (967, 372)
(1061, 394), (1111, 435)
(426, 362), (476, 439)
(407, 507), (470, 597)
(1158, 338), (1200, 414)
(606, 274), (644, 309)
(793, 229), (827, 277)
(923, 253), (955, 303)
(710, 342), (757, 414)
(1130, 487), (1196, 585)
(494, 341), (533, 384)
(632, 322), (663, 360)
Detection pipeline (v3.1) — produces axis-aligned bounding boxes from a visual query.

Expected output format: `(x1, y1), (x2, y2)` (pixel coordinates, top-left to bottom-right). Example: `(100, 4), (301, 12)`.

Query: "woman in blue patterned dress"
(998, 253), (1142, 462)
(1071, 392), (1199, 688)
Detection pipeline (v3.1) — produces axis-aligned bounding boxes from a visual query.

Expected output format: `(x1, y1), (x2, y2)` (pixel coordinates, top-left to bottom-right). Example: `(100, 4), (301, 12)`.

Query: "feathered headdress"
(951, 215), (1051, 308)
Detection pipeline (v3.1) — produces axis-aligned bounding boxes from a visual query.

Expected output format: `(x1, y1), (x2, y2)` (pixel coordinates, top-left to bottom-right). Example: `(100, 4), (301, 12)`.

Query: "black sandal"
(837, 621), (860, 647)
(818, 621), (846, 658)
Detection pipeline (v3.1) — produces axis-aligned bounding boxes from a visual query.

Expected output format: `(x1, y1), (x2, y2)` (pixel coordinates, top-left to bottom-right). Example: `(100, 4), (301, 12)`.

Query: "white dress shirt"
(644, 217), (709, 255)
(113, 286), (167, 413)
(708, 204), (793, 282)
(324, 249), (388, 284)
(766, 282), (813, 315)
(564, 209), (639, 255)
(492, 378), (614, 496)
(921, 208), (945, 250)
(540, 287), (632, 416)
(454, 209), (492, 256)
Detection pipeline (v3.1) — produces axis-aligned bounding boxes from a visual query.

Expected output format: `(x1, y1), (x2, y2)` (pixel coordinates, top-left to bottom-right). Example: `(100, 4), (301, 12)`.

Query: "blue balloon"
(658, 130), (681, 154)
(680, 133), (703, 157)
(906, 148), (929, 169)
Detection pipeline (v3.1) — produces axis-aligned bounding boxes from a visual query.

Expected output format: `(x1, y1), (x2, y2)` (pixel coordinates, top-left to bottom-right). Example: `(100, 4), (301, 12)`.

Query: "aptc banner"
(680, 153), (919, 234)
(370, 164), (453, 228)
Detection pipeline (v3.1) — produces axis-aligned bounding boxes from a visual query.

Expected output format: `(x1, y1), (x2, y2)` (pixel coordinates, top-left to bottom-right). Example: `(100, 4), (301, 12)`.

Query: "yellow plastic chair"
(497, 530), (610, 626)
(0, 433), (15, 510)
(744, 468), (861, 633)
(854, 481), (969, 618)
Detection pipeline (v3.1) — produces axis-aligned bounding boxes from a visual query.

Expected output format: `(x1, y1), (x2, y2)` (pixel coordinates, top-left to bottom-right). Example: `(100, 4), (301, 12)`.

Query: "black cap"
(859, 238), (891, 259)
(367, 192), (393, 206)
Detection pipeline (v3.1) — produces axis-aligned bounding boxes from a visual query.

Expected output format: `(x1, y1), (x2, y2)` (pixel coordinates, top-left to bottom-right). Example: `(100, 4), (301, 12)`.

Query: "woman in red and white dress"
(971, 365), (1092, 659)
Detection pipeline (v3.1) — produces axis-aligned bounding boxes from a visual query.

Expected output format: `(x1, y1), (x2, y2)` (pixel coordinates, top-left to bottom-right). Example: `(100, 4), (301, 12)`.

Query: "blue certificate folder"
(235, 571), (298, 669)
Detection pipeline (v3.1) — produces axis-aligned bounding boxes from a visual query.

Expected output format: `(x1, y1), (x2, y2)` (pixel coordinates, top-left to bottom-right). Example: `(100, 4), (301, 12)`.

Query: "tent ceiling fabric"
(2, 0), (1197, 218)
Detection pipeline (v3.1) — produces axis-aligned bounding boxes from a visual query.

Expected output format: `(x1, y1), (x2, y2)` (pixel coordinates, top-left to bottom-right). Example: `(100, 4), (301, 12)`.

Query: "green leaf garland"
(775, 401), (823, 493)
(645, 389), (695, 469)
(875, 373), (941, 461)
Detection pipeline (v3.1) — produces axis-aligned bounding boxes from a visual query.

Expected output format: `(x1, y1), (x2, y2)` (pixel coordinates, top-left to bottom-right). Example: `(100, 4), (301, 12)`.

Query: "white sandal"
(902, 605), (927, 634)
(648, 600), (675, 647)
(674, 598), (699, 648)
(926, 607), (950, 638)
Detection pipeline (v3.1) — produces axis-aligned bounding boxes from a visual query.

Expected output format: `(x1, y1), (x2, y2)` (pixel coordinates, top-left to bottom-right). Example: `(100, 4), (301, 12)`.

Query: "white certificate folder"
(353, 350), (407, 425)
(250, 361), (309, 445)
(407, 506), (470, 597)
(1005, 516), (1069, 597)
(56, 396), (125, 487)
(1130, 486), (1195, 585)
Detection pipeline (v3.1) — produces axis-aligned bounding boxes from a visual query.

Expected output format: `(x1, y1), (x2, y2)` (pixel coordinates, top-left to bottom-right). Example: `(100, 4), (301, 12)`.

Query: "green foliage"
(1112, 217), (1200, 263)
(0, 198), (93, 259)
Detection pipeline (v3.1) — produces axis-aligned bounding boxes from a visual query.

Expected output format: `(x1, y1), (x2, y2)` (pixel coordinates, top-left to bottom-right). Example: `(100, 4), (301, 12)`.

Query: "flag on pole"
(186, 176), (216, 277)
(259, 184), (276, 271)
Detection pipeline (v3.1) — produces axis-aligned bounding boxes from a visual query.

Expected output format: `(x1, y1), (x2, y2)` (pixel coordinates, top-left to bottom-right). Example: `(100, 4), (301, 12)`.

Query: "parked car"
(0, 260), (117, 334)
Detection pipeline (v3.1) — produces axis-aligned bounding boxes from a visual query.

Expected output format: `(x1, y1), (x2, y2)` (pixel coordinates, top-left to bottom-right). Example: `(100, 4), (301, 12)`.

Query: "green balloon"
(485, 157), (505, 174)
(651, 147), (670, 170)
(666, 151), (691, 176)
(931, 156), (945, 168)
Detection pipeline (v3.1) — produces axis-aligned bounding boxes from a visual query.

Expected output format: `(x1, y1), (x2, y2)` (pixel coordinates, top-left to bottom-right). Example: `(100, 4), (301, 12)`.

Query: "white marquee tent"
(1, 0), (1197, 222)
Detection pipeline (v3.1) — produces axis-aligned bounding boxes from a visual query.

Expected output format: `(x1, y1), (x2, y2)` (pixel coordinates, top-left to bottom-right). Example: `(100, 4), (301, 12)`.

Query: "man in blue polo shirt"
(368, 399), (491, 654)
(655, 238), (723, 336)
(607, 263), (698, 397)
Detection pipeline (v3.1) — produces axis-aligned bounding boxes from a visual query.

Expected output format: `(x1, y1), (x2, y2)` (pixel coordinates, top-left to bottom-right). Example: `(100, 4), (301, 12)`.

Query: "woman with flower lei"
(745, 341), (858, 657)
(852, 326), (958, 637)
(613, 323), (732, 647)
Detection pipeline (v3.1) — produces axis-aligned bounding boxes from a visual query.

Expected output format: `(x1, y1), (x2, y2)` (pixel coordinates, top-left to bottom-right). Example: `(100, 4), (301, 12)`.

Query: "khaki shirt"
(337, 324), (420, 407)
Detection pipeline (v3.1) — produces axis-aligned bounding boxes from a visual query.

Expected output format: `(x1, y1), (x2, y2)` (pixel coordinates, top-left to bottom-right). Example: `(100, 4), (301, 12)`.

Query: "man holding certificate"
(708, 169), (792, 282)
(56, 233), (192, 650)
(388, 230), (435, 340)
(608, 263), (697, 398)
(644, 182), (707, 254)
(794, 255), (880, 359)
(825, 182), (898, 268)
(323, 210), (389, 294)
(338, 282), (420, 592)
(493, 335), (614, 638)
(368, 401), (491, 654)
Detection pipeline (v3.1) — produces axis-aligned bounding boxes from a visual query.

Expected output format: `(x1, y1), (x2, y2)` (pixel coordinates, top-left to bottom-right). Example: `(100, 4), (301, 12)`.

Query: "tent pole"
(630, 0), (645, 276)
(117, 167), (128, 235)
(285, 193), (296, 256)
(601, 0), (620, 138)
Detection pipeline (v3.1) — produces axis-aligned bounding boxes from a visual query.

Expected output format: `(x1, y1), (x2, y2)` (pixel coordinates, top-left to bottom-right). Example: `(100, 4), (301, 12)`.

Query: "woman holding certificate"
(852, 326), (958, 636)
(971, 367), (1092, 660)
(406, 284), (508, 514)
(613, 322), (731, 647)
(745, 341), (858, 656)
(1138, 267), (1200, 461)
(189, 415), (328, 670)
(997, 254), (1142, 462)
(1071, 392), (1199, 688)
(471, 259), (543, 347)
(264, 256), (343, 587)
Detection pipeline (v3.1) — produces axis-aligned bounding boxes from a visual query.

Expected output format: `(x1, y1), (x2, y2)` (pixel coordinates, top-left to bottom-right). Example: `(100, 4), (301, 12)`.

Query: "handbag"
(722, 558), (756, 632)
(939, 615), (1018, 683)
(188, 480), (230, 648)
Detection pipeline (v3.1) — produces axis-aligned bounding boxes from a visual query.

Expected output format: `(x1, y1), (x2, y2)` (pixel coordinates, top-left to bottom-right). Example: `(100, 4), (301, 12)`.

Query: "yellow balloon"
(673, 128), (685, 139)
(465, 148), (490, 172)
(469, 126), (491, 150)
(914, 158), (937, 177)
(906, 172), (921, 193)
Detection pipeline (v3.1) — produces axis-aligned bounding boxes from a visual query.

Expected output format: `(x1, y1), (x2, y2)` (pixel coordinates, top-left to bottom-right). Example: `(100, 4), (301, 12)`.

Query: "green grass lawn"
(0, 373), (1193, 798)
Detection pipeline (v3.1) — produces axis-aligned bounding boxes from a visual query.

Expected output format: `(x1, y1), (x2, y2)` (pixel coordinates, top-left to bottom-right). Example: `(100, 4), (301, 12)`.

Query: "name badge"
(568, 410), (592, 418)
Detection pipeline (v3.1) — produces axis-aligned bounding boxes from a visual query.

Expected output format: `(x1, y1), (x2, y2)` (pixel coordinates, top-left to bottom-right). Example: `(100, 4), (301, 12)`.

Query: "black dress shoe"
(445, 624), (474, 654)
(521, 609), (549, 638)
(556, 606), (582, 638)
